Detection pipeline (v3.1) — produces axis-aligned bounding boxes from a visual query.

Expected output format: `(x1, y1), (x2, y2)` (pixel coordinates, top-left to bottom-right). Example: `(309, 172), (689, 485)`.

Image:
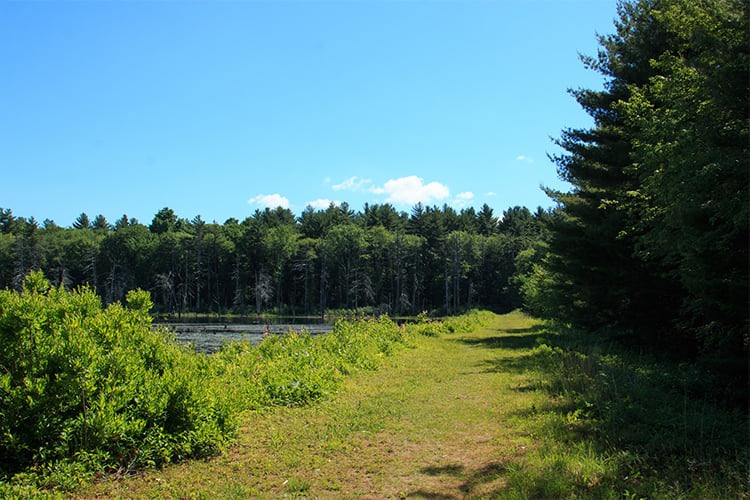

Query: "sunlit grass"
(77, 312), (747, 499)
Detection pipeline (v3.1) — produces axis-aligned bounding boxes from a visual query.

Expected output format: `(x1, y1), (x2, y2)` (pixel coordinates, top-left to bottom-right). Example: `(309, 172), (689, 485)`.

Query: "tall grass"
(503, 322), (749, 498)
(0, 272), (492, 496)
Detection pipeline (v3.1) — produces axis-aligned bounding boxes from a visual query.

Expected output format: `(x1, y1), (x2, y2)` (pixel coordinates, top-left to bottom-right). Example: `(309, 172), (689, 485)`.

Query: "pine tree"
(72, 213), (90, 230)
(539, 0), (748, 353)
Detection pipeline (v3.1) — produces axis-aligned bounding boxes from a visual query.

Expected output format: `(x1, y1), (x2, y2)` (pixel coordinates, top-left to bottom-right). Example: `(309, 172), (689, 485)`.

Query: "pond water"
(157, 315), (417, 354)
(155, 321), (333, 354)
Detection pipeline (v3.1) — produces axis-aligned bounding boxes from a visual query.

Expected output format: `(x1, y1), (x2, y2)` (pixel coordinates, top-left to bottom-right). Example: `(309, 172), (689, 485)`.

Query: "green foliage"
(0, 272), (235, 487)
(90, 215), (111, 233)
(617, 0), (749, 351)
(441, 309), (494, 333)
(149, 207), (178, 235)
(213, 312), (489, 412)
(0, 271), (489, 493)
(71, 213), (90, 230)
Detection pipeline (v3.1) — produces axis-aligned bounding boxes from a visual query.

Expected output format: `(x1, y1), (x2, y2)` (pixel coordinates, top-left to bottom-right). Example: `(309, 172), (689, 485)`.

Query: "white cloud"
(516, 155), (534, 163)
(487, 191), (497, 196)
(372, 176), (450, 205)
(452, 191), (474, 208)
(306, 198), (340, 209)
(248, 193), (290, 209)
(332, 176), (371, 192)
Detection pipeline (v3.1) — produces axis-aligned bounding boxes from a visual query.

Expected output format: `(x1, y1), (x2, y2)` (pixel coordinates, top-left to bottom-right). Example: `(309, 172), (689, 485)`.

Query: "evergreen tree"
(114, 214), (131, 230)
(149, 207), (178, 234)
(476, 204), (497, 237)
(72, 213), (90, 230)
(91, 214), (111, 232)
(618, 0), (749, 351)
(536, 0), (747, 353)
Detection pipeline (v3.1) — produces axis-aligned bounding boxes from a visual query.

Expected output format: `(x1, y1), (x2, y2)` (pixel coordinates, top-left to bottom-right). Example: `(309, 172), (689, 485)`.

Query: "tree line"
(0, 203), (550, 318)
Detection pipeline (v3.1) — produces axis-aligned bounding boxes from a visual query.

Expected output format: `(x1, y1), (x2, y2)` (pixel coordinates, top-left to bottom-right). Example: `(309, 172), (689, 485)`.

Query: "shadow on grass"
(475, 355), (539, 375)
(457, 322), (546, 348)
(457, 337), (540, 375)
(451, 318), (749, 498)
(408, 462), (507, 499)
(452, 324), (550, 376)
(420, 464), (464, 476)
(458, 333), (541, 351)
(466, 322), (749, 497)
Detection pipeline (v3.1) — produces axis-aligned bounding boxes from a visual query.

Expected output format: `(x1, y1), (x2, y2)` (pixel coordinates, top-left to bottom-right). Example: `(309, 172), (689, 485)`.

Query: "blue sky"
(1, 0), (618, 227)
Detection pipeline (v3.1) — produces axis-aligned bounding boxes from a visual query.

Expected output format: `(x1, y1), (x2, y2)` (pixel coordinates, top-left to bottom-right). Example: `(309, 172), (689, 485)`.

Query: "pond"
(157, 315), (418, 354)
(155, 319), (334, 354)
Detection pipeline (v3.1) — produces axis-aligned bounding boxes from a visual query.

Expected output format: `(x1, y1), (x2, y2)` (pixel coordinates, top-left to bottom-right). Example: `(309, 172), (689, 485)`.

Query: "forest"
(0, 202), (549, 319)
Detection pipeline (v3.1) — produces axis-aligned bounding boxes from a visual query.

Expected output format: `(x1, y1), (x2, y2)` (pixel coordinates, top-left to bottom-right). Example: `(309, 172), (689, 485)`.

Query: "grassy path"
(82, 313), (548, 499)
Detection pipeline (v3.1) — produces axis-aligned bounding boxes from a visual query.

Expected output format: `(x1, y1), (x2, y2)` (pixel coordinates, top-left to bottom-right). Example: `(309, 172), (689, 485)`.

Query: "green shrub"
(0, 274), (495, 492)
(442, 309), (494, 333)
(0, 272), (236, 485)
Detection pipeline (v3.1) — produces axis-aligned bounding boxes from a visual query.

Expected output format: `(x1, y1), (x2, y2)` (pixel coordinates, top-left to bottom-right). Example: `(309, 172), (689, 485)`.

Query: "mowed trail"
(82, 314), (547, 499)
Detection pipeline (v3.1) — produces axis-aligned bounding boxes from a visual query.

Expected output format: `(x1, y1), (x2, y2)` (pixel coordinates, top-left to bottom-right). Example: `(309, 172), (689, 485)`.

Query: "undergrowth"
(0, 272), (492, 497)
(503, 322), (749, 498)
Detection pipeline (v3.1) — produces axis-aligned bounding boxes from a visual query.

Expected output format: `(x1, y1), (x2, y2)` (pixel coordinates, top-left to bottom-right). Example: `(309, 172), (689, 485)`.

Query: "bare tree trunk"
(395, 230), (402, 316)
(276, 268), (282, 314)
(255, 270), (262, 315)
(195, 244), (202, 311)
(304, 258), (309, 315)
(12, 236), (25, 291)
(454, 252), (460, 315)
(319, 259), (327, 319)
(444, 259), (450, 315)
(84, 248), (97, 293)
(232, 255), (242, 312)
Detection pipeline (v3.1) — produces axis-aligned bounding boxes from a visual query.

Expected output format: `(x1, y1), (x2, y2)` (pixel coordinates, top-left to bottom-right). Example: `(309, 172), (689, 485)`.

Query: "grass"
(78, 313), (539, 499)
(75, 313), (748, 498)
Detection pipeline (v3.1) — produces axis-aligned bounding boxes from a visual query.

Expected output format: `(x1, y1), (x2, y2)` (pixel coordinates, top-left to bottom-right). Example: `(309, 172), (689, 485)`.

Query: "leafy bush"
(0, 272), (235, 485)
(442, 309), (494, 332)
(213, 328), (342, 409)
(0, 273), (494, 492)
(403, 309), (492, 338)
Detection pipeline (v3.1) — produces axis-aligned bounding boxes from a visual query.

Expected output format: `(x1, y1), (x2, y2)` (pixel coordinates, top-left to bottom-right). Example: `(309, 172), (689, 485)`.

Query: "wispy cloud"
(452, 191), (474, 208)
(248, 193), (290, 209)
(306, 198), (340, 209)
(332, 176), (372, 192)
(487, 191), (497, 196)
(516, 155), (534, 163)
(371, 176), (450, 205)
